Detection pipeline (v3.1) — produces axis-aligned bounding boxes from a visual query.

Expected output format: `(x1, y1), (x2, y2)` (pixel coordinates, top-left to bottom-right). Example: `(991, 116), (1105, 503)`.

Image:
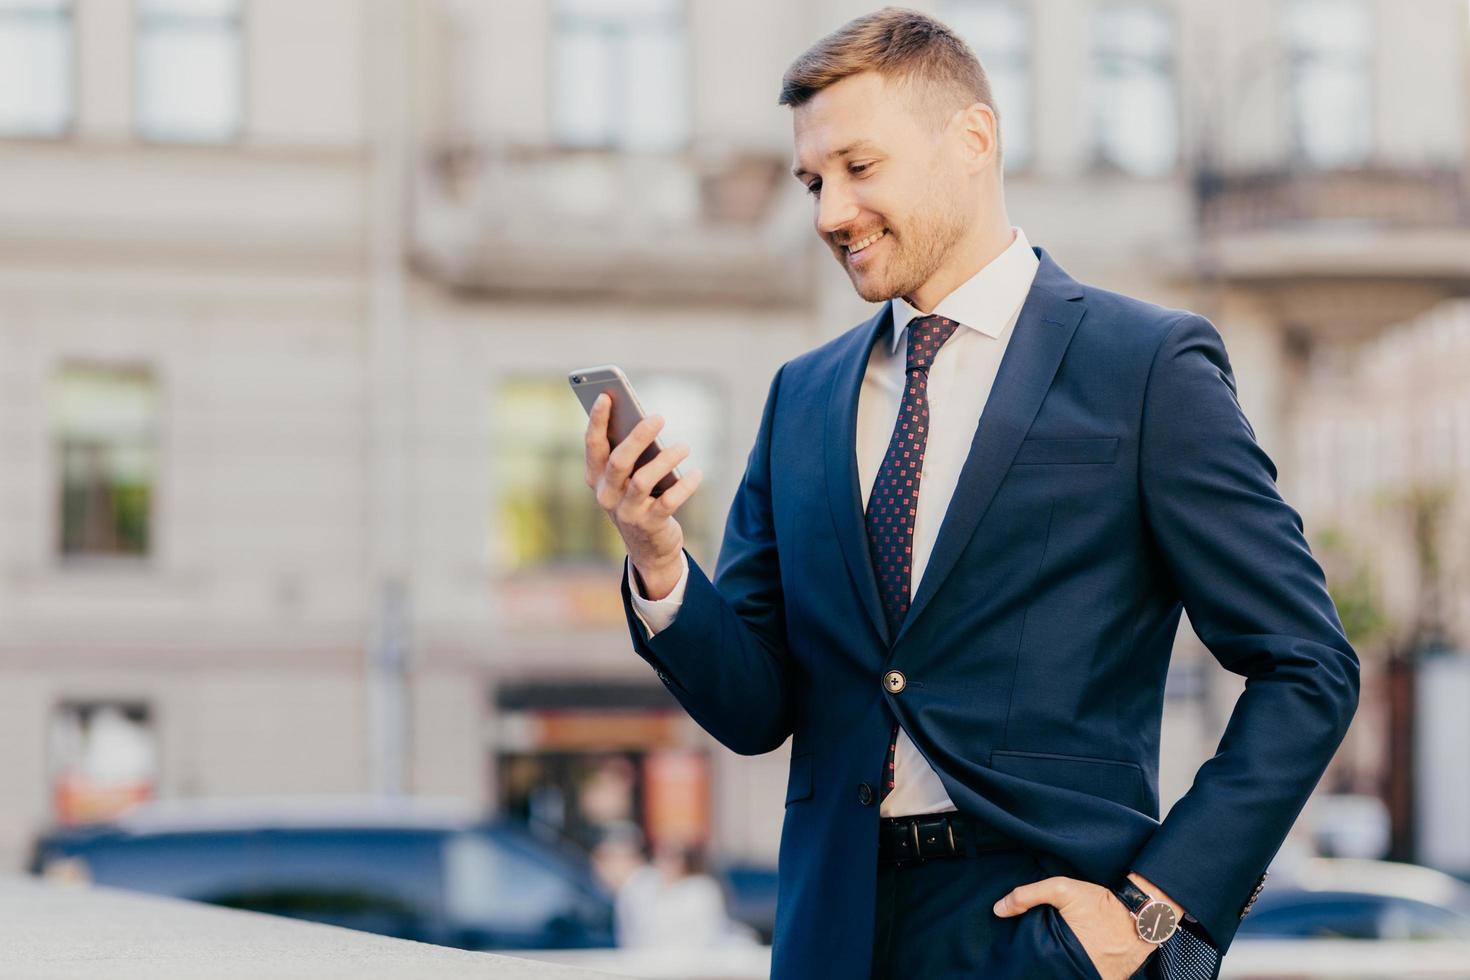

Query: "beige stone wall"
(0, 0), (1465, 872)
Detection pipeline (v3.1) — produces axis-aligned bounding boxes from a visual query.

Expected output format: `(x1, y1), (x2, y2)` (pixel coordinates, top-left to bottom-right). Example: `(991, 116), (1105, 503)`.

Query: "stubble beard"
(842, 201), (969, 306)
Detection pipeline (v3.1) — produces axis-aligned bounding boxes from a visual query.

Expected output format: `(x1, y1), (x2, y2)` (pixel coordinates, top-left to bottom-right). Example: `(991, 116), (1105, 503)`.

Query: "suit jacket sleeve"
(1128, 313), (1361, 955)
(618, 363), (794, 756)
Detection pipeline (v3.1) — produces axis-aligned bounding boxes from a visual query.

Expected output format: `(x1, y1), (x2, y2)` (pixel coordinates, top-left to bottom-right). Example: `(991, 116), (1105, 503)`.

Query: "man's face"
(791, 71), (972, 304)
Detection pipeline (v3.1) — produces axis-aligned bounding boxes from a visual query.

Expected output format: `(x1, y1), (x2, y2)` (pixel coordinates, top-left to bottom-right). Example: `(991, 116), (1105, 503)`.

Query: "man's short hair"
(778, 6), (1001, 157)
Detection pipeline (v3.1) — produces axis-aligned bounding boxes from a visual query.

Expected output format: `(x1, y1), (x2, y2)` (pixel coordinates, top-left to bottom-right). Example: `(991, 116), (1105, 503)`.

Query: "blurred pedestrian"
(591, 824), (750, 949)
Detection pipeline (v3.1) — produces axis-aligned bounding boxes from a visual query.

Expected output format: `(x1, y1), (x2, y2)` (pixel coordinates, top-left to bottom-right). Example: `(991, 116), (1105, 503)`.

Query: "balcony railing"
(410, 142), (813, 305)
(1196, 166), (1470, 234)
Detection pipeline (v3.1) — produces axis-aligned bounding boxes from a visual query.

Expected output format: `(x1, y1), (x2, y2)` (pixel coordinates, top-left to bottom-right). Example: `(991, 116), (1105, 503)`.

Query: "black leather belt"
(877, 812), (1018, 867)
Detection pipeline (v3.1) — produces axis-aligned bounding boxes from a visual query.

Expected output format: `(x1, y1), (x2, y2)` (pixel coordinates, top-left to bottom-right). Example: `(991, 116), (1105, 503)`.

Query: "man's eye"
(805, 182), (821, 197)
(850, 163), (869, 175)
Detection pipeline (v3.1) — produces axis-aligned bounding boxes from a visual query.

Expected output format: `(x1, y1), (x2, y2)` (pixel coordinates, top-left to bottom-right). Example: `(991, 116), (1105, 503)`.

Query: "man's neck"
(902, 223), (1016, 314)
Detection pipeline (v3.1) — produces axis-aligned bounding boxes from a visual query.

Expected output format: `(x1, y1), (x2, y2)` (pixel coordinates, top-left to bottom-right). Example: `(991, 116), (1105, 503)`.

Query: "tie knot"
(905, 314), (960, 373)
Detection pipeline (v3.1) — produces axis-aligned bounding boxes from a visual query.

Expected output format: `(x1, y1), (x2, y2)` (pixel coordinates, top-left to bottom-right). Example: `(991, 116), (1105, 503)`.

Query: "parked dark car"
(717, 860), (779, 943)
(29, 797), (777, 950)
(1235, 857), (1470, 941)
(31, 798), (614, 950)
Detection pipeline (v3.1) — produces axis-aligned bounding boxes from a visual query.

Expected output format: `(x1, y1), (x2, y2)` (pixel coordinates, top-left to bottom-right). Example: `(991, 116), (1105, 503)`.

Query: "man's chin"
(838, 248), (917, 304)
(847, 270), (897, 304)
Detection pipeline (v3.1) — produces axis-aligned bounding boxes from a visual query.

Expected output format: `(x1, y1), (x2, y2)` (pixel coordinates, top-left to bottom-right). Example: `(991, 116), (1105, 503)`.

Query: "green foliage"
(1312, 525), (1389, 651)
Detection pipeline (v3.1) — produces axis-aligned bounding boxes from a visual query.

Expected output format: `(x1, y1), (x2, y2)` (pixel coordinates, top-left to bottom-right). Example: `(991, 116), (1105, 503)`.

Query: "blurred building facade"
(0, 0), (1466, 874)
(1291, 299), (1470, 648)
(1290, 297), (1470, 869)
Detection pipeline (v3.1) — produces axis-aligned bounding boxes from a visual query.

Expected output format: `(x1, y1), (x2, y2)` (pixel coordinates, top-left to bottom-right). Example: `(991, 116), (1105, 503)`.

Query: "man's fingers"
(584, 392), (612, 486)
(607, 413), (666, 478)
(993, 877), (1074, 917)
(628, 442), (692, 498)
(652, 467), (703, 516)
(594, 477), (623, 514)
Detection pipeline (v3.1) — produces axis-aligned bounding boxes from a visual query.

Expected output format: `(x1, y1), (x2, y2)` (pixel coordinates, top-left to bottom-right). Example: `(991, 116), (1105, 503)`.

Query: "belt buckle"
(912, 815), (954, 862)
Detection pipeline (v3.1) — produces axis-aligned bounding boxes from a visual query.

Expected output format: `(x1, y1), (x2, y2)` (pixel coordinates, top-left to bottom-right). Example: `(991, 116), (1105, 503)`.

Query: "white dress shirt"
(629, 226), (1040, 818)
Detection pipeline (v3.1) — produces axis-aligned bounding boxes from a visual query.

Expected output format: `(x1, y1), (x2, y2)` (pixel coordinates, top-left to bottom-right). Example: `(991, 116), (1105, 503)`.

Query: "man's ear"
(954, 101), (999, 176)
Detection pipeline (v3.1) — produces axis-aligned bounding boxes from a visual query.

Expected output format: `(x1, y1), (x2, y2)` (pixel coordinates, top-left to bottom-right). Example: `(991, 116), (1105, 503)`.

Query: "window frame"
(1282, 0), (1376, 171)
(51, 361), (161, 568)
(132, 0), (247, 146)
(938, 0), (1035, 177)
(0, 0), (77, 140)
(1088, 1), (1180, 179)
(547, 0), (690, 152)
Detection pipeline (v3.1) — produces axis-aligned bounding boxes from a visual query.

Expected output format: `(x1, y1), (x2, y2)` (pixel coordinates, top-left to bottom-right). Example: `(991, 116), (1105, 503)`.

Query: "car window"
(443, 830), (588, 932)
(1377, 896), (1470, 941)
(212, 828), (446, 939)
(1241, 890), (1470, 941)
(1239, 894), (1383, 939)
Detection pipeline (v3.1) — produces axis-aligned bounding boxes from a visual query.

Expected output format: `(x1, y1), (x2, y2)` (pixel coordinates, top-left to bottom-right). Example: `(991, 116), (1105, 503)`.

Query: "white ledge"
(0, 876), (620, 980)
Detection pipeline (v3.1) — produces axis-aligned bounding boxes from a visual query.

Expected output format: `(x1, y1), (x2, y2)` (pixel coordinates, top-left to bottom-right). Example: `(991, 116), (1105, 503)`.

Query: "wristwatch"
(1109, 878), (1179, 944)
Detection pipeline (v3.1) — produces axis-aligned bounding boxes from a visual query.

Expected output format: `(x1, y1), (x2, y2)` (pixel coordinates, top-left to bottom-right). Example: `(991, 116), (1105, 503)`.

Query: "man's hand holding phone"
(584, 391), (703, 600)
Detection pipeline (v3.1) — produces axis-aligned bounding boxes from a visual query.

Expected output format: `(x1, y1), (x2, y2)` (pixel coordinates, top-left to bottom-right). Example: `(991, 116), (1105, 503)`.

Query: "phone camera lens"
(572, 375), (583, 383)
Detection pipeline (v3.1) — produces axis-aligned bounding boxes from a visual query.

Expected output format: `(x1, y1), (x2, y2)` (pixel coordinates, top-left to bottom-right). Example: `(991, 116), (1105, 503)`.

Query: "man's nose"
(815, 183), (859, 239)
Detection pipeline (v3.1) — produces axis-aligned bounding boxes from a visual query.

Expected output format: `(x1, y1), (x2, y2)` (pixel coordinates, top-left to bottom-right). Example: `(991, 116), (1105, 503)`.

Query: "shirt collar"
(887, 226), (1039, 354)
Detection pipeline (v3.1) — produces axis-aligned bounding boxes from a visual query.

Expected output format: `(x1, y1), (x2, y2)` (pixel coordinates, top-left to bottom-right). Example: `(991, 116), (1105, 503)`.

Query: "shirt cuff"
(627, 552), (689, 638)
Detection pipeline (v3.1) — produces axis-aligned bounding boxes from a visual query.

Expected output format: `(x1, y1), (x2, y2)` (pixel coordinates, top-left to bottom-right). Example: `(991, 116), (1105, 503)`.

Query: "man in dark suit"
(583, 9), (1358, 979)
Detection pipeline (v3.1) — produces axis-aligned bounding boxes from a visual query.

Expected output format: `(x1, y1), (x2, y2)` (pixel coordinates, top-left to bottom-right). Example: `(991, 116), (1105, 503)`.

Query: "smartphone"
(569, 365), (683, 497)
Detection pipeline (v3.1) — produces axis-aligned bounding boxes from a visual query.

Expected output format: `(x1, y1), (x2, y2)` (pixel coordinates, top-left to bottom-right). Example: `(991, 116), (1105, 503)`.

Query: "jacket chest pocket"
(1011, 436), (1119, 466)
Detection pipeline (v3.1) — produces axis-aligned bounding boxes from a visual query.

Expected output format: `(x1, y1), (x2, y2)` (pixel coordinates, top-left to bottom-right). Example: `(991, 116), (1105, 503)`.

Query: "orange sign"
(642, 749), (710, 848)
(54, 773), (153, 826)
(531, 709), (685, 750)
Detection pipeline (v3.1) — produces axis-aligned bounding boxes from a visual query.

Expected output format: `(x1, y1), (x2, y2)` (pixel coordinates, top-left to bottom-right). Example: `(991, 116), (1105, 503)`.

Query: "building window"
(0, 0), (73, 137)
(53, 365), (158, 559)
(1284, 0), (1372, 169)
(940, 0), (1031, 174)
(491, 373), (719, 572)
(136, 0), (243, 144)
(49, 701), (158, 825)
(1091, 4), (1177, 177)
(552, 0), (687, 151)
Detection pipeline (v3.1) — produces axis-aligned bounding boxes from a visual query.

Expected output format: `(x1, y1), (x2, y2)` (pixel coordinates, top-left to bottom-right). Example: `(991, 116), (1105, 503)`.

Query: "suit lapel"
(894, 247), (1087, 647)
(824, 302), (894, 647)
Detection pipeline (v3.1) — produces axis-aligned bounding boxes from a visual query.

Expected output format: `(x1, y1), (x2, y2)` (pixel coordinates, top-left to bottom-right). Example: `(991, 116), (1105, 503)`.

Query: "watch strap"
(1110, 877), (1153, 915)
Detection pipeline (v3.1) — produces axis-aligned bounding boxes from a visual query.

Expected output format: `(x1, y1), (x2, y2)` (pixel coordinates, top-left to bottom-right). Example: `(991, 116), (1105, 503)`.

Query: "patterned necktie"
(867, 313), (960, 801)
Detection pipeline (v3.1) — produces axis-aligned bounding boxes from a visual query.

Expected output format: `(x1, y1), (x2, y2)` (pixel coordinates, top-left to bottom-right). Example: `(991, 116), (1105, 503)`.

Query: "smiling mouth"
(843, 229), (887, 256)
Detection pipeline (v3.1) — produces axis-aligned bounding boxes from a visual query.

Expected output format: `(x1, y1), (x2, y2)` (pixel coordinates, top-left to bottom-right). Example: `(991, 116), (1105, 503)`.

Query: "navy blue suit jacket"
(620, 246), (1359, 979)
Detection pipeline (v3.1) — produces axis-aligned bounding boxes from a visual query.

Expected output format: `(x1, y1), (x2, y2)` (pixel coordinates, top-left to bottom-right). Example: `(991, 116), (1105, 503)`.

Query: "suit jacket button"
(858, 782), (875, 806)
(883, 670), (906, 694)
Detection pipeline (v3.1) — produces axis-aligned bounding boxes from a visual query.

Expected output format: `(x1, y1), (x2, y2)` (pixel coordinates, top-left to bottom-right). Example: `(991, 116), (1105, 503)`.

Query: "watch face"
(1136, 901), (1179, 943)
